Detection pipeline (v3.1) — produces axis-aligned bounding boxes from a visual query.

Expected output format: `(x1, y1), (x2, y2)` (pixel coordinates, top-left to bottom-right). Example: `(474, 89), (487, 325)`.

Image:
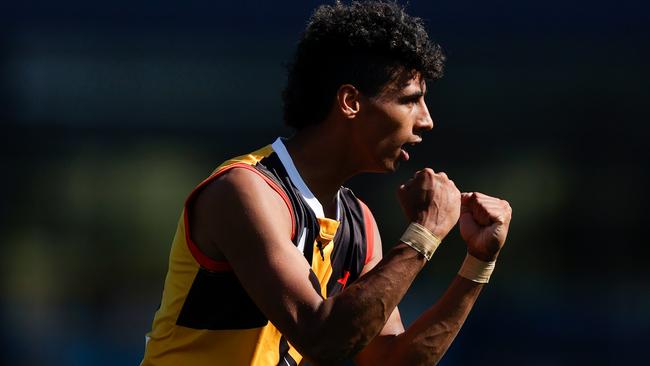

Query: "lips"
(399, 140), (420, 161)
(400, 147), (410, 161)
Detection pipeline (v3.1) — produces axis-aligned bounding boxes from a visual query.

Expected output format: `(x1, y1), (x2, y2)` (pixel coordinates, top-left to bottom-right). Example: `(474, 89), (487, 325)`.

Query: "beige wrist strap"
(458, 253), (496, 283)
(399, 222), (442, 261)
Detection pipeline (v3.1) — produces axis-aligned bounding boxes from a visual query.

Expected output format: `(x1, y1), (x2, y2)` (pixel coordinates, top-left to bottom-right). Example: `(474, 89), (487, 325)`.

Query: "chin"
(365, 153), (402, 173)
(389, 161), (401, 172)
(379, 159), (401, 173)
(363, 161), (395, 174)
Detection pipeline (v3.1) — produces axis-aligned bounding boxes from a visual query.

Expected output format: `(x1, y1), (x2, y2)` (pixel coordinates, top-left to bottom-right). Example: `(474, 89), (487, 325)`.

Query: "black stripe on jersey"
(326, 188), (368, 297)
(257, 153), (369, 298)
(277, 336), (298, 366)
(257, 153), (319, 264)
(176, 268), (268, 330)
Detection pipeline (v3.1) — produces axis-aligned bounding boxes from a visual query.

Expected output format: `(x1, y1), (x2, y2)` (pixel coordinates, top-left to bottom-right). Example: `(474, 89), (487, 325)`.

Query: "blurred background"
(1, 0), (648, 365)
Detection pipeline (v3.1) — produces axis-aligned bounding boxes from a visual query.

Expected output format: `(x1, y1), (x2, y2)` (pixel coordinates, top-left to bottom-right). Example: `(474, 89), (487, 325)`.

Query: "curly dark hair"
(282, 0), (445, 130)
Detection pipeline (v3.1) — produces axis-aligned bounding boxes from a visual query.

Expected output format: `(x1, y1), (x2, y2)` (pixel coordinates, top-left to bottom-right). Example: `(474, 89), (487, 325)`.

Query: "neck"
(284, 123), (360, 216)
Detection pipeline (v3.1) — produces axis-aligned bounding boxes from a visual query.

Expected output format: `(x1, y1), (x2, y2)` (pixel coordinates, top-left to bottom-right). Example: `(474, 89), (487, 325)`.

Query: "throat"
(282, 135), (350, 219)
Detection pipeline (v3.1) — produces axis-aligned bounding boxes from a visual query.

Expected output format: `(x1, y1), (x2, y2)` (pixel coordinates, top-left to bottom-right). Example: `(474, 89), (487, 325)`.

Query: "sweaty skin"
(190, 73), (512, 365)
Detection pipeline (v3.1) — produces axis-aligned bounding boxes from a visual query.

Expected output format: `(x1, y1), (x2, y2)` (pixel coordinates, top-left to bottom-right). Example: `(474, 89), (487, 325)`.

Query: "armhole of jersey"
(183, 162), (296, 272)
(358, 199), (375, 265)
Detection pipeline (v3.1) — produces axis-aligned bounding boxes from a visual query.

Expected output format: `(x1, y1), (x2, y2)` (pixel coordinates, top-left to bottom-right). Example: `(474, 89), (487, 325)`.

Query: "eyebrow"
(398, 90), (425, 103)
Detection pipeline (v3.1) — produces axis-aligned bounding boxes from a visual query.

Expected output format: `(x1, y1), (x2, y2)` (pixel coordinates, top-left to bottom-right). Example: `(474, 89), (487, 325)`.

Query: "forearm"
(382, 275), (484, 366)
(303, 243), (426, 364)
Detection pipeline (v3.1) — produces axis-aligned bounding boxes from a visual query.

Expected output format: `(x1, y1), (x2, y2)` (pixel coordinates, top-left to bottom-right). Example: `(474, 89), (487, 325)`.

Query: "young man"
(141, 1), (512, 365)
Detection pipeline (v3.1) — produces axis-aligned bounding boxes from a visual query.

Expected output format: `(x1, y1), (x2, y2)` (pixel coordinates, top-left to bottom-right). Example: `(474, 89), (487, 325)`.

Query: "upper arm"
(189, 168), (326, 347)
(355, 201), (406, 365)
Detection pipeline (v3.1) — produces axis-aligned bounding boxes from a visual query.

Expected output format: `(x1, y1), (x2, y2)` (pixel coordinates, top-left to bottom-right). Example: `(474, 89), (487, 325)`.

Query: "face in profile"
(353, 71), (434, 173)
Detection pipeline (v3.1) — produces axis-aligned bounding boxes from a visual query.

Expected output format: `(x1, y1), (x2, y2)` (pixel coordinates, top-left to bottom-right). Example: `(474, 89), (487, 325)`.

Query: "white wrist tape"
(458, 253), (496, 283)
(399, 222), (441, 261)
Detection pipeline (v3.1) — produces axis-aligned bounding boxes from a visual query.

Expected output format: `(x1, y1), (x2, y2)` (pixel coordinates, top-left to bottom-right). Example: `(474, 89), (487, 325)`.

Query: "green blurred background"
(2, 1), (648, 365)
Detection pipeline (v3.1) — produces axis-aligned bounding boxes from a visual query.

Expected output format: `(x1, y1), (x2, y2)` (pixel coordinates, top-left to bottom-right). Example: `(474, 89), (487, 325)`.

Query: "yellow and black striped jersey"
(141, 138), (375, 366)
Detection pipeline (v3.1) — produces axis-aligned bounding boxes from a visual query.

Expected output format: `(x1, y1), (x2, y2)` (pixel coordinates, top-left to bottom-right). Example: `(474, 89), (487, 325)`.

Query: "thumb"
(459, 211), (479, 238)
(461, 192), (475, 213)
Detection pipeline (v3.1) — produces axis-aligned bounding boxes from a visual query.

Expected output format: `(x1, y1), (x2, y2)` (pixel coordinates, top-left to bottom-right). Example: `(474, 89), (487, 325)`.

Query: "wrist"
(467, 247), (500, 262)
(413, 218), (449, 240)
(400, 222), (442, 261)
(457, 253), (496, 283)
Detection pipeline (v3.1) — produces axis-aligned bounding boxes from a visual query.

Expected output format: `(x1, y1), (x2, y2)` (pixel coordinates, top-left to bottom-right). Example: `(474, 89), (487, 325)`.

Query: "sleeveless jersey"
(141, 138), (375, 366)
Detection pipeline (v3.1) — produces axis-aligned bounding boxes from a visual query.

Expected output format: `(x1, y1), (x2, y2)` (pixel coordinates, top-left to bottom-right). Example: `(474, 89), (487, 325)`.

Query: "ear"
(336, 84), (360, 119)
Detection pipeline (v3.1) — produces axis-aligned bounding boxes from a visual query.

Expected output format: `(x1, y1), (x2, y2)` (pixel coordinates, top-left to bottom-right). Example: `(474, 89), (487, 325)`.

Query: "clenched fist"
(397, 168), (461, 239)
(459, 192), (512, 262)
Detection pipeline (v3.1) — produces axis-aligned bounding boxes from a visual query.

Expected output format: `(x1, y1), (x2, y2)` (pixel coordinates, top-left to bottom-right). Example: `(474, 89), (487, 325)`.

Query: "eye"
(400, 96), (420, 105)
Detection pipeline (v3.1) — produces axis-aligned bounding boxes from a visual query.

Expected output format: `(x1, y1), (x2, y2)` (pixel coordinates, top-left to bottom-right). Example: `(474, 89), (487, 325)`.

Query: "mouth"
(399, 139), (421, 161)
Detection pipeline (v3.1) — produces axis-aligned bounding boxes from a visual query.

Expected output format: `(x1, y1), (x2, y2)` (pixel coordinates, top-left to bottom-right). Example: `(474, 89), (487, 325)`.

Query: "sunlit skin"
(352, 71), (433, 173)
(283, 71), (433, 217)
(188, 69), (512, 365)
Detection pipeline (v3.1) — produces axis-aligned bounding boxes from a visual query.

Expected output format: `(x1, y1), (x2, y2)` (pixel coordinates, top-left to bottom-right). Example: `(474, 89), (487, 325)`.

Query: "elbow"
(299, 341), (365, 366)
(296, 325), (371, 365)
(294, 315), (375, 365)
(290, 293), (385, 364)
(391, 332), (449, 366)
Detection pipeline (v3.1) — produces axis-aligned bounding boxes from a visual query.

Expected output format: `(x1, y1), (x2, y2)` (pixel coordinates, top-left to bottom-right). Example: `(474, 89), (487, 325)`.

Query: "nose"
(416, 99), (434, 131)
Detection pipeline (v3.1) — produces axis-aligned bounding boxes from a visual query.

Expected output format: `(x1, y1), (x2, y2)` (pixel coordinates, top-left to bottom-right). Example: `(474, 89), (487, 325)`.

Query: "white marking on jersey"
(272, 137), (341, 220)
(296, 227), (307, 255)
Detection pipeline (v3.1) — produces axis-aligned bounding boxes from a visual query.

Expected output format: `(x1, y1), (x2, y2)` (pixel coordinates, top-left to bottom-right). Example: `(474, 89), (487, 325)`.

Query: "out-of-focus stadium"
(1, 1), (648, 365)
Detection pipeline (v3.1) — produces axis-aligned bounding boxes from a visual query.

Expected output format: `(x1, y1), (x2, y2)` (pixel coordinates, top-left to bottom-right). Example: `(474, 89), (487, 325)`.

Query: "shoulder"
(202, 166), (277, 200)
(190, 166), (295, 249)
(197, 165), (291, 212)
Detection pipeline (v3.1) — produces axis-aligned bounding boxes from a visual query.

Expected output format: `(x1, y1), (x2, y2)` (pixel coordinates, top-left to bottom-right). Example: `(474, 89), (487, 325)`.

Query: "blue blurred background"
(2, 1), (649, 365)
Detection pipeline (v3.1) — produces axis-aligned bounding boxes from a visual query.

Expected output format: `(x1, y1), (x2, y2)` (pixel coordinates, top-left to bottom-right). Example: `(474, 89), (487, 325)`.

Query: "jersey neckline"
(271, 137), (341, 221)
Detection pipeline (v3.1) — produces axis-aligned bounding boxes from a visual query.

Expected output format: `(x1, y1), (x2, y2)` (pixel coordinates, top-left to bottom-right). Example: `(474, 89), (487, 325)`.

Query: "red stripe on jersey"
(184, 162), (296, 272)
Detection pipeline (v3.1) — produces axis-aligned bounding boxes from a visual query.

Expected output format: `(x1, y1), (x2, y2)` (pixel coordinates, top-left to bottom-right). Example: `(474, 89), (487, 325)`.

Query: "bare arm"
(356, 273), (486, 366)
(190, 168), (460, 365)
(355, 191), (512, 366)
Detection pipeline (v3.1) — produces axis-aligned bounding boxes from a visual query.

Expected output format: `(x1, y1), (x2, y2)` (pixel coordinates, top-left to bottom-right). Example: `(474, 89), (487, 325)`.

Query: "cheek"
(365, 122), (397, 151)
(371, 108), (407, 134)
(369, 125), (409, 162)
(376, 115), (411, 147)
(359, 103), (412, 154)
